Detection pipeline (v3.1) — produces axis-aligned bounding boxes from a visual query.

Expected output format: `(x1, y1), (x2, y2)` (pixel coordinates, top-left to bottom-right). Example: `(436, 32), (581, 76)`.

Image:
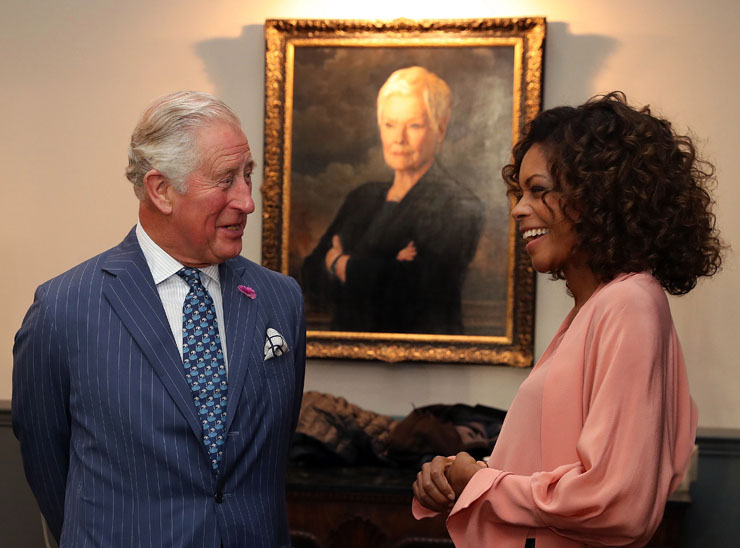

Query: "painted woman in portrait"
(301, 66), (484, 334)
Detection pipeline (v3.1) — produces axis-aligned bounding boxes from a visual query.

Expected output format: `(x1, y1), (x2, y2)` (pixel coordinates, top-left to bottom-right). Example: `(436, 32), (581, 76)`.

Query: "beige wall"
(2, 0), (738, 427)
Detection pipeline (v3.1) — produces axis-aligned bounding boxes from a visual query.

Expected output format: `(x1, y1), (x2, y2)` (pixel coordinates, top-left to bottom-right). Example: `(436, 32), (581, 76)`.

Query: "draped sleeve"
(420, 273), (697, 548)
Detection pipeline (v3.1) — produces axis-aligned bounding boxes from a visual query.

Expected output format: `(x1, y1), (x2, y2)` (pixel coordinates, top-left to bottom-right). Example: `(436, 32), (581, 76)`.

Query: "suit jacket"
(12, 228), (306, 548)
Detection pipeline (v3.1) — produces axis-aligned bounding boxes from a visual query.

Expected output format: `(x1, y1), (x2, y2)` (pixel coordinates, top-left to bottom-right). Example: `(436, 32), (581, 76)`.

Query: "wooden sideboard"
(286, 465), (687, 548)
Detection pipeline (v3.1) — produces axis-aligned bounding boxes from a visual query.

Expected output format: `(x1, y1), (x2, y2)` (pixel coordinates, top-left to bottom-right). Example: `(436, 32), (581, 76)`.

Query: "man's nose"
(231, 178), (255, 214)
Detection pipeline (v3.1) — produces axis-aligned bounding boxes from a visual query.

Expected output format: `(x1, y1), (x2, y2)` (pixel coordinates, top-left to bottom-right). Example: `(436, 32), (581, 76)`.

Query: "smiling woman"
(512, 144), (582, 279)
(412, 92), (724, 548)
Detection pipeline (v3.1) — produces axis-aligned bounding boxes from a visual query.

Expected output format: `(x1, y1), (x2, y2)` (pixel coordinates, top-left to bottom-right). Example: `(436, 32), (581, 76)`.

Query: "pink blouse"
(413, 272), (697, 547)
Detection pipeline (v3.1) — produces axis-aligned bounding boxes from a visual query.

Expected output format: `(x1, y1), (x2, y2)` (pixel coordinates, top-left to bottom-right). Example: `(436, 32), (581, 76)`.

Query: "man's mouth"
(220, 223), (245, 233)
(523, 228), (548, 242)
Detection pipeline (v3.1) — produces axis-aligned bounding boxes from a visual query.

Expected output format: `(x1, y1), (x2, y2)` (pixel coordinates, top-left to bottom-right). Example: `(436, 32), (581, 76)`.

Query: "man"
(12, 91), (305, 547)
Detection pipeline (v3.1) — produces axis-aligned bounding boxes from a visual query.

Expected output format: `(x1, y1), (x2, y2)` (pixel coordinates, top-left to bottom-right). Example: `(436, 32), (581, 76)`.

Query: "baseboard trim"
(696, 428), (740, 458)
(0, 402), (10, 428)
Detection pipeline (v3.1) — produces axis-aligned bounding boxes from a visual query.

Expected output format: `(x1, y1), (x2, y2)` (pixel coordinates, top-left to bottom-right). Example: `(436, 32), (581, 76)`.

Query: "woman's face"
(511, 144), (580, 274)
(378, 93), (440, 175)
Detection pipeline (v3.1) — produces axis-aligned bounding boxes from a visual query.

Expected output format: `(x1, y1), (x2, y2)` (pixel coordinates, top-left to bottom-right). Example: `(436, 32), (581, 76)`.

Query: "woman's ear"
(436, 116), (450, 144)
(143, 169), (174, 215)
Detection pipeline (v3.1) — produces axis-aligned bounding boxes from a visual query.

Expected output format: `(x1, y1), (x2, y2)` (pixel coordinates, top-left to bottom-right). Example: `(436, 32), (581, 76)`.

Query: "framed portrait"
(262, 18), (545, 365)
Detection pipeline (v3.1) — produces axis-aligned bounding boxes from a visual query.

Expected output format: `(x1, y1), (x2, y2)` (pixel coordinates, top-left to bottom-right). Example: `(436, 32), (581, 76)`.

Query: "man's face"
(166, 122), (255, 267)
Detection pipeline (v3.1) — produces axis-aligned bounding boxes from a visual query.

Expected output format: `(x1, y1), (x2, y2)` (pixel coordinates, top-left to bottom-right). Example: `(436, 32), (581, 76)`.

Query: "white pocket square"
(264, 328), (289, 360)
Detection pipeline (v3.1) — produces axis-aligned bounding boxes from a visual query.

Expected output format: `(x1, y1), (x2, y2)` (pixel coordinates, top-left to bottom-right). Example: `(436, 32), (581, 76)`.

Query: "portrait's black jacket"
(301, 164), (484, 334)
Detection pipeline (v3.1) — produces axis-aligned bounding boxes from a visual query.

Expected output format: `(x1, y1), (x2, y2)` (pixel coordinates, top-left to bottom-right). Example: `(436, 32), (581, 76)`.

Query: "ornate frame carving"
(263, 18), (545, 365)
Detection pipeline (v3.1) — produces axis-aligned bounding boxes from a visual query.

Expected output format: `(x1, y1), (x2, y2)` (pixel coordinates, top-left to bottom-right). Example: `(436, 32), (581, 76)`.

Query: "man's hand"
(447, 452), (488, 498)
(412, 456), (456, 512)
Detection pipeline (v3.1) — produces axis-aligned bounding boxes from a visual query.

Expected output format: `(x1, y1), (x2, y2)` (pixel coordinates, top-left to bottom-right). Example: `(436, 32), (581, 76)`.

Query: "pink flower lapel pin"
(238, 285), (257, 300)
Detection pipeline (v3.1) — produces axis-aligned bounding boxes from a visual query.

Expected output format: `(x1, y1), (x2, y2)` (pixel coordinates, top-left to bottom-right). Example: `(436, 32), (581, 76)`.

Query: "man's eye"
(219, 177), (234, 187)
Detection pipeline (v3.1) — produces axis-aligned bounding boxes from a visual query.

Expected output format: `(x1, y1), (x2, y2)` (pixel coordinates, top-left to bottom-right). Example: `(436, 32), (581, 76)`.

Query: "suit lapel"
(219, 259), (258, 435)
(101, 229), (203, 441)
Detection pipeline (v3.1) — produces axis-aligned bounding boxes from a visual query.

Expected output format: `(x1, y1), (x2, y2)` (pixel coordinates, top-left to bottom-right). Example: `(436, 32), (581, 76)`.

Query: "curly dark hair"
(502, 91), (723, 295)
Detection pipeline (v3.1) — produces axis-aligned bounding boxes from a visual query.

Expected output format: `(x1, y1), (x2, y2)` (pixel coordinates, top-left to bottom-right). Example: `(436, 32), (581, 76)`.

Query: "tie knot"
(177, 267), (203, 289)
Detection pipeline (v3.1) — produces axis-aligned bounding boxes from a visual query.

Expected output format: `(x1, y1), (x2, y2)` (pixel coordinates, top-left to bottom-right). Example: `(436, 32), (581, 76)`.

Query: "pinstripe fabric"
(135, 223), (228, 366)
(12, 228), (305, 548)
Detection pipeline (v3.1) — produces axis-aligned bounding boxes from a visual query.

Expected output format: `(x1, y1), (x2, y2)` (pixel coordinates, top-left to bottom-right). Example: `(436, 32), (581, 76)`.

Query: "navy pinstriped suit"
(12, 228), (305, 547)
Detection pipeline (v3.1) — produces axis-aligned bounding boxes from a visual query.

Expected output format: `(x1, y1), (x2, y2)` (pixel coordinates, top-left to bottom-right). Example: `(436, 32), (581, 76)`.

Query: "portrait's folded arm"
(12, 282), (71, 543)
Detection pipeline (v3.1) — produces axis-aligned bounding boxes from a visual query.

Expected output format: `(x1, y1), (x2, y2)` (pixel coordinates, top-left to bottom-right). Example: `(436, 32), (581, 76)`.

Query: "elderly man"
(12, 91), (305, 547)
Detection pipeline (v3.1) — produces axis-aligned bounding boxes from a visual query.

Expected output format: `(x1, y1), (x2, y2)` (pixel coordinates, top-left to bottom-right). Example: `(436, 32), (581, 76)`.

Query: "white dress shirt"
(135, 222), (229, 370)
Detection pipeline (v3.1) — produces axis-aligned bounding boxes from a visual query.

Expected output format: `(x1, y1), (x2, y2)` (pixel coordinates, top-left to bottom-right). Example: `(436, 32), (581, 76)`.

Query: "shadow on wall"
(193, 25), (265, 150)
(541, 21), (619, 102)
(193, 20), (620, 122)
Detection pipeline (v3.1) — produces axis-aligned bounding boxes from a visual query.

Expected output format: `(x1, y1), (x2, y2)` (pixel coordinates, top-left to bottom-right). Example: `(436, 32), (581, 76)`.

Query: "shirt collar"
(135, 222), (220, 287)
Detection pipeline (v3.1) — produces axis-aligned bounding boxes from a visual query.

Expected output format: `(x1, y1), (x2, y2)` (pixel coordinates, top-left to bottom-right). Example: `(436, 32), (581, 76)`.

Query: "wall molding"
(0, 400), (10, 428)
(695, 427), (740, 458)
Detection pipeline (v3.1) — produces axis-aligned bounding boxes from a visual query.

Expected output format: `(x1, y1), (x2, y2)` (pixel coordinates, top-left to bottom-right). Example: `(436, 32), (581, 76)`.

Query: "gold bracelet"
(330, 253), (344, 276)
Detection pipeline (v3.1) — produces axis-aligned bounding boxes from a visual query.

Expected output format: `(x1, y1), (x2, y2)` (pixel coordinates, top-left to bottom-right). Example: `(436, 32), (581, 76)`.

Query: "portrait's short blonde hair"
(376, 66), (453, 136)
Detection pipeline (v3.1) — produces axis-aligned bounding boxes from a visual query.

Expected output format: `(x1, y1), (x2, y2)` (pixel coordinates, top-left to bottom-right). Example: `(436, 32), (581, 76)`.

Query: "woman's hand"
(396, 240), (417, 262)
(447, 452), (488, 498)
(324, 235), (344, 272)
(412, 456), (456, 513)
(324, 235), (350, 282)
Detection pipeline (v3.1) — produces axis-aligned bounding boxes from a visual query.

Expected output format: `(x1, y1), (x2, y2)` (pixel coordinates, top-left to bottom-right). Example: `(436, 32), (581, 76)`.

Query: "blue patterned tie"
(177, 267), (228, 471)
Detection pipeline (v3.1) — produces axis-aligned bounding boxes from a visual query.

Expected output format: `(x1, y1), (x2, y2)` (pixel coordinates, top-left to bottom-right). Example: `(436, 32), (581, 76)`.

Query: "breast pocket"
(260, 347), (296, 381)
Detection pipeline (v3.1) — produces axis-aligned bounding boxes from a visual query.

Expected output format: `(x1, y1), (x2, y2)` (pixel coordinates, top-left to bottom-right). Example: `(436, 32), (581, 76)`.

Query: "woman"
(412, 92), (723, 547)
(301, 66), (484, 334)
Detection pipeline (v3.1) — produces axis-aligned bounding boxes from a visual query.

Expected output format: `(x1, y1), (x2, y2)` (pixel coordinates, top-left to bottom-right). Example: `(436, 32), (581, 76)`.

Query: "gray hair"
(125, 91), (242, 199)
(376, 66), (453, 136)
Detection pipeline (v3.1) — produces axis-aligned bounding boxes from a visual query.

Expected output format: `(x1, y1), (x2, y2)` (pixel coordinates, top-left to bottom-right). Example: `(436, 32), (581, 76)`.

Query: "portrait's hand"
(396, 241), (417, 262)
(447, 452), (487, 498)
(324, 235), (350, 283)
(324, 235), (344, 273)
(412, 456), (456, 513)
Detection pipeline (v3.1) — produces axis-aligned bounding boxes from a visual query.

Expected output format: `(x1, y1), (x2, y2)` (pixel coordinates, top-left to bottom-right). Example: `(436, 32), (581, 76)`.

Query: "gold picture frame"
(262, 17), (544, 365)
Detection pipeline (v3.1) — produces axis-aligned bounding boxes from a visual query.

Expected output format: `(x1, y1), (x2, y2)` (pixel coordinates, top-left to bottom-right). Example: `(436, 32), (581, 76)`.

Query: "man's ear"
(143, 169), (174, 215)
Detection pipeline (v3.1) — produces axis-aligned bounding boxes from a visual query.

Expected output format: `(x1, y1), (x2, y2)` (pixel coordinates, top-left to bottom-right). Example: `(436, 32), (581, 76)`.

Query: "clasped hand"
(412, 452), (487, 513)
(325, 235), (418, 283)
